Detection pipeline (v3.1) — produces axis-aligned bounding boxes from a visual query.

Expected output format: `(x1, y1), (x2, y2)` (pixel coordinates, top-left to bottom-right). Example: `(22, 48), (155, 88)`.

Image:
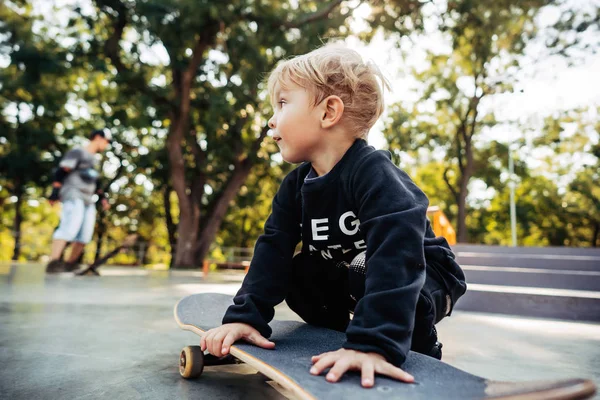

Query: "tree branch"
(455, 126), (465, 173)
(282, 0), (346, 29)
(99, 0), (172, 109)
(249, 124), (271, 158)
(103, 2), (127, 74)
(187, 132), (207, 213)
(188, 130), (206, 176)
(185, 21), (221, 84)
(443, 167), (459, 202)
(466, 96), (480, 142)
(173, 21), (221, 141)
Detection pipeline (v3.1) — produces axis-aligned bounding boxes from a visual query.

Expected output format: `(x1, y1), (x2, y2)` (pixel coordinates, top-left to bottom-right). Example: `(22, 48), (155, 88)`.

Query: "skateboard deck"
(75, 234), (138, 276)
(174, 293), (596, 400)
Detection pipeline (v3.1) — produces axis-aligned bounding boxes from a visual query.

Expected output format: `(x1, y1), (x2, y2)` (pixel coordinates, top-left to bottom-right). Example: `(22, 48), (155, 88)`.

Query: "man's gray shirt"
(59, 148), (99, 205)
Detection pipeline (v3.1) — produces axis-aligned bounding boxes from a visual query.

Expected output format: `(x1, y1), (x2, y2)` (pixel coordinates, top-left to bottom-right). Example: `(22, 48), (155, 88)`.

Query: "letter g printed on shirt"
(339, 211), (360, 236)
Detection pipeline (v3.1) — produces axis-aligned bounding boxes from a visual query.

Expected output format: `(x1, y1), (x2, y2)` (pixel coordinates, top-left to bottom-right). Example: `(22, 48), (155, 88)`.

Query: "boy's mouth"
(273, 136), (282, 142)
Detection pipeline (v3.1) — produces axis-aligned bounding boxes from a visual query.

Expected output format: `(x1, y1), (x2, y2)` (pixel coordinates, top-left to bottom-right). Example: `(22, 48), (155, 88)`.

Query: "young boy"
(200, 44), (467, 388)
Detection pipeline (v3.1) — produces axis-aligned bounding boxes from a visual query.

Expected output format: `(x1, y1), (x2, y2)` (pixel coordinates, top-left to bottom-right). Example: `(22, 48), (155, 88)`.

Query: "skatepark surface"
(1, 263), (599, 399)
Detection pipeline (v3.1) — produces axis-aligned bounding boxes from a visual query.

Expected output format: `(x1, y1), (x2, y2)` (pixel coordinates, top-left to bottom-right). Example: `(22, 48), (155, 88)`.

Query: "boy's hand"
(310, 348), (414, 388)
(200, 323), (275, 358)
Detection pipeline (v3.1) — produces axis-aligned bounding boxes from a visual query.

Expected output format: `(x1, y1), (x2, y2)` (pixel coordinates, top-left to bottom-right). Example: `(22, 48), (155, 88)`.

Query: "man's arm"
(94, 179), (110, 210)
(342, 150), (429, 367)
(48, 149), (82, 203)
(222, 168), (303, 338)
(48, 167), (71, 203)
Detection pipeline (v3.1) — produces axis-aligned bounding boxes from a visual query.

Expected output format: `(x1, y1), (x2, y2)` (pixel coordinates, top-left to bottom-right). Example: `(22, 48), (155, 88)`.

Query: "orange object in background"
(427, 206), (456, 245)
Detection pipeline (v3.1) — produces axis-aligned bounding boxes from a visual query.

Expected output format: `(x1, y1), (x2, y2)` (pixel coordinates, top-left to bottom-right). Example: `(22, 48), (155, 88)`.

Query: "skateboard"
(174, 293), (597, 400)
(75, 234), (138, 276)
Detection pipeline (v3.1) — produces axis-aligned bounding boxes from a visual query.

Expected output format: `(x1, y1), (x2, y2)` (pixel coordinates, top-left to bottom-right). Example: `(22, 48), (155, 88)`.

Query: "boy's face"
(268, 82), (323, 164)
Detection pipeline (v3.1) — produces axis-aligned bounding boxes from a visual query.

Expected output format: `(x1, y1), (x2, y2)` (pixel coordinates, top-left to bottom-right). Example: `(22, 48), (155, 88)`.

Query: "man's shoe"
(46, 260), (66, 273)
(63, 262), (80, 272)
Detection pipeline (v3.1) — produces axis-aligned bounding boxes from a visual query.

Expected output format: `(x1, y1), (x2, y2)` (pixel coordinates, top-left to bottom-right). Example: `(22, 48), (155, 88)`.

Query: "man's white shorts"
(53, 199), (97, 244)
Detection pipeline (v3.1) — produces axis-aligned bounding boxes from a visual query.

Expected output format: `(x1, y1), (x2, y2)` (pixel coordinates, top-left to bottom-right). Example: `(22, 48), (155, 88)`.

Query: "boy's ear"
(320, 95), (344, 129)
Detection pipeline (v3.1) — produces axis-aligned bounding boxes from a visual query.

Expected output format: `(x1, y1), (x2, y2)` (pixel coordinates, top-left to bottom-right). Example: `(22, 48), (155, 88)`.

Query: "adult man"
(46, 129), (112, 273)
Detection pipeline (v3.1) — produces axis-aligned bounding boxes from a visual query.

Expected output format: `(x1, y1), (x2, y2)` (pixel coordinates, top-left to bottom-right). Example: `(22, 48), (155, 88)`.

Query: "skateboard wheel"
(179, 346), (204, 379)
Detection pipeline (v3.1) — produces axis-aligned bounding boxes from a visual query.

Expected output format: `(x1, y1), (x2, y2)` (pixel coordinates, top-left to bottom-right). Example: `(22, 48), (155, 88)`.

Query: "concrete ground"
(1, 263), (598, 399)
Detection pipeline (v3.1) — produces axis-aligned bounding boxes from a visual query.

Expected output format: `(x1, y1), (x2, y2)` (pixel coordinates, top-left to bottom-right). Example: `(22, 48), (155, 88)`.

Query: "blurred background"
(1, 2), (599, 398)
(1, 0), (598, 268)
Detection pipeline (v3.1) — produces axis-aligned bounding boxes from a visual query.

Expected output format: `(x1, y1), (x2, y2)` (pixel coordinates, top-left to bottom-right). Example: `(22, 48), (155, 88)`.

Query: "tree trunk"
(456, 174), (469, 243)
(167, 113), (202, 268)
(173, 206), (199, 267)
(163, 185), (178, 267)
(592, 221), (599, 248)
(239, 213), (250, 248)
(455, 92), (480, 243)
(194, 160), (254, 263)
(456, 137), (475, 243)
(166, 23), (220, 268)
(140, 239), (150, 265)
(11, 183), (23, 261)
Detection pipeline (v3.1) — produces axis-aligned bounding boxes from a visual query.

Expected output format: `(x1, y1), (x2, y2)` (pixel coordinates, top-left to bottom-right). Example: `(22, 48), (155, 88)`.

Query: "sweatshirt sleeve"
(59, 149), (83, 170)
(342, 150), (428, 367)
(222, 170), (302, 338)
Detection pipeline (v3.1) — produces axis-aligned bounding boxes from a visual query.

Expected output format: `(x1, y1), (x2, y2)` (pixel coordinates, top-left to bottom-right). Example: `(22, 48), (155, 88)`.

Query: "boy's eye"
(278, 100), (286, 107)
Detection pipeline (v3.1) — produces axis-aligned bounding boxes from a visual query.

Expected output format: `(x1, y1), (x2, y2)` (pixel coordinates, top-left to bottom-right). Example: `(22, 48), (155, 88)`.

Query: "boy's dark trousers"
(285, 251), (453, 359)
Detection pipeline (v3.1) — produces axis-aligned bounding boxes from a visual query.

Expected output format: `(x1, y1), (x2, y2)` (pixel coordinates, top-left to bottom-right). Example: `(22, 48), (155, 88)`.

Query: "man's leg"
(47, 200), (85, 272)
(66, 242), (86, 263)
(67, 203), (97, 270)
(50, 239), (68, 260)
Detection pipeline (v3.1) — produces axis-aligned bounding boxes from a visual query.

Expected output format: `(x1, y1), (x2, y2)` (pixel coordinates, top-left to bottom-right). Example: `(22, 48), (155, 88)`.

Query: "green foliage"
(383, 0), (598, 245)
(1, 0), (598, 263)
(0, 3), (72, 193)
(65, 0), (434, 266)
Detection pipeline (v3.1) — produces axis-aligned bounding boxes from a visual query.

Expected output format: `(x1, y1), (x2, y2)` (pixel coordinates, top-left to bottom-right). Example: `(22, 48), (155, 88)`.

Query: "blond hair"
(267, 43), (390, 139)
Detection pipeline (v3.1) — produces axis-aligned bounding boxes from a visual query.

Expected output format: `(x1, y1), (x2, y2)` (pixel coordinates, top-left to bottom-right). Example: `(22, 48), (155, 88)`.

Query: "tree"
(568, 166), (600, 247)
(218, 157), (293, 250)
(461, 107), (599, 247)
(531, 109), (600, 246)
(384, 0), (568, 242)
(68, 0), (425, 267)
(0, 2), (73, 259)
(385, 0), (599, 243)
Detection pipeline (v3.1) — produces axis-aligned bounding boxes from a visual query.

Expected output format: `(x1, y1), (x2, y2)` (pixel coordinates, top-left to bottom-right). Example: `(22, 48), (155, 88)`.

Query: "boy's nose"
(268, 116), (276, 129)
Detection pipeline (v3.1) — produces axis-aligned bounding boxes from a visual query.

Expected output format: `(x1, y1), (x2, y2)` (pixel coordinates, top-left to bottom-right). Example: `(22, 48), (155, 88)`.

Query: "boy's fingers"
(326, 358), (351, 383)
(361, 362), (375, 388)
(311, 353), (326, 363)
(200, 335), (206, 352)
(310, 354), (336, 375)
(376, 362), (414, 383)
(205, 331), (214, 355)
(212, 331), (227, 357)
(247, 332), (275, 349)
(206, 331), (219, 356)
(221, 332), (237, 355)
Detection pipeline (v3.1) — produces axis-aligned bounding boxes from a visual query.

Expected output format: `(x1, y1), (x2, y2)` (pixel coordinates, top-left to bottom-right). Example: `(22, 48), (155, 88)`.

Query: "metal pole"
(509, 149), (517, 247)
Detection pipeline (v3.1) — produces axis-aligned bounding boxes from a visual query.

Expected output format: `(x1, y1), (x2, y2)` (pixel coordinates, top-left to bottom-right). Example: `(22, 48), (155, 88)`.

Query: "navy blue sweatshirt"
(223, 139), (431, 366)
